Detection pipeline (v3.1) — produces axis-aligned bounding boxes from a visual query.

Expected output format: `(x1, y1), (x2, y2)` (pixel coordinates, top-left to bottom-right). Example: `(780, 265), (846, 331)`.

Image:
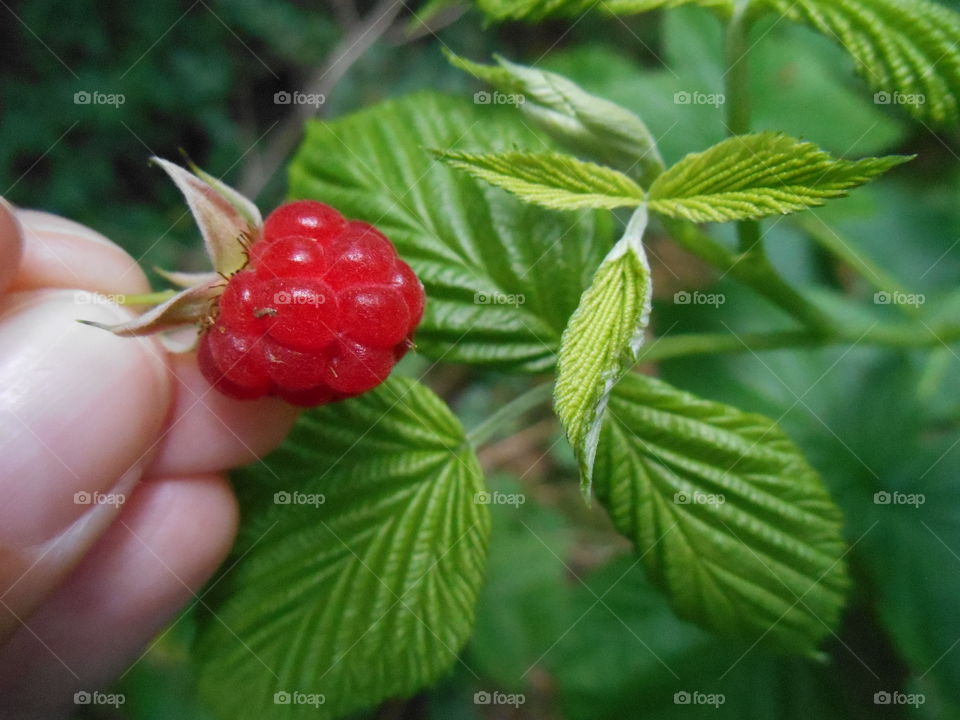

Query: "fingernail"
(0, 199), (23, 294)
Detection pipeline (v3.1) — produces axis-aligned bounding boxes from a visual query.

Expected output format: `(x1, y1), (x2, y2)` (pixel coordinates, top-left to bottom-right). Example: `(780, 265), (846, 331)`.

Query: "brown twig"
(238, 0), (406, 198)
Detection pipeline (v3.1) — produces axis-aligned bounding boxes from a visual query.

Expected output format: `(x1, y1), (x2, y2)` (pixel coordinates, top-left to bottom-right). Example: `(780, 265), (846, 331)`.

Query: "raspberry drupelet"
(197, 200), (425, 407)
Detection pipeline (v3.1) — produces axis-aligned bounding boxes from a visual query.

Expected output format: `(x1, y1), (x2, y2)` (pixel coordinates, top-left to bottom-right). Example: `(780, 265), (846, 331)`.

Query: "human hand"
(0, 201), (299, 718)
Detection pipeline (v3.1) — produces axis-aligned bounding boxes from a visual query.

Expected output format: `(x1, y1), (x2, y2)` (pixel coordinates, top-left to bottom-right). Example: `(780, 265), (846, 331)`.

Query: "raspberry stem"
(113, 290), (179, 306)
(466, 382), (553, 448)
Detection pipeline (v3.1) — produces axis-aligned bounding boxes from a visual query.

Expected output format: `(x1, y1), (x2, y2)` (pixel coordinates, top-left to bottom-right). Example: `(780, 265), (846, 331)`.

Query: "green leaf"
(289, 91), (612, 372)
(196, 377), (491, 720)
(752, 0), (960, 125)
(547, 556), (858, 720)
(594, 372), (849, 654)
(467, 479), (575, 692)
(648, 132), (910, 222)
(446, 52), (664, 182)
(538, 11), (905, 168)
(555, 207), (652, 499)
(743, 354), (960, 714)
(435, 150), (646, 210)
(475, 0), (734, 22)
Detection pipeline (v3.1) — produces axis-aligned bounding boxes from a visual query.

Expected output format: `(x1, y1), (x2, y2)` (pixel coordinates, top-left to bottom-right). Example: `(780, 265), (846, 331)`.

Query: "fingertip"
(146, 352), (300, 477)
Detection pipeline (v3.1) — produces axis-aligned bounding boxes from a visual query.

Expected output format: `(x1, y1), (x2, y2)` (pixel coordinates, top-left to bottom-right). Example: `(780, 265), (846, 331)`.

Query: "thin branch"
(385, 2), (469, 45)
(238, 0), (405, 198)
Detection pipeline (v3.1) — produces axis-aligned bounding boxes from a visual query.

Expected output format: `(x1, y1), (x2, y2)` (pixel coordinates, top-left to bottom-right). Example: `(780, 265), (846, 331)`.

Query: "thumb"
(0, 290), (170, 641)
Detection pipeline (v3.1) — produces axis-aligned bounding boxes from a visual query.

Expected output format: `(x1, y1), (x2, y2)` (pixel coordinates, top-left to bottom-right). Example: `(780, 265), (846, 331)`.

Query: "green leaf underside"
(196, 378), (491, 720)
(289, 91), (612, 372)
(555, 208), (652, 498)
(475, 0), (734, 22)
(648, 132), (910, 222)
(446, 52), (664, 181)
(753, 0), (960, 126)
(594, 373), (849, 654)
(437, 150), (646, 210)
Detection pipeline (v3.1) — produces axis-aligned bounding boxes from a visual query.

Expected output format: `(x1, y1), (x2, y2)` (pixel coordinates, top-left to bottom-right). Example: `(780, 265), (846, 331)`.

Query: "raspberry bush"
(70, 1), (960, 719)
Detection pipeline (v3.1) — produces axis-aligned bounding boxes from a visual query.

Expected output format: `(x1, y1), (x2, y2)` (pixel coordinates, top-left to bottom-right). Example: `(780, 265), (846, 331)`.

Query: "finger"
(145, 352), (299, 477)
(0, 199), (24, 295)
(0, 474), (238, 719)
(9, 210), (150, 295)
(0, 290), (170, 637)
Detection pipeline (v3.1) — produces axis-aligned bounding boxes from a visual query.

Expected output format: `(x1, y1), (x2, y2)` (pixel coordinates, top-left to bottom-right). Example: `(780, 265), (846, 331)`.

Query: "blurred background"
(3, 0), (960, 718)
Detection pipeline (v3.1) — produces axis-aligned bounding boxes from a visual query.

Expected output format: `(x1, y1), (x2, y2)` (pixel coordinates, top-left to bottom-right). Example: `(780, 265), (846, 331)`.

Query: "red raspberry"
(324, 226), (397, 286)
(250, 235), (326, 279)
(197, 201), (425, 407)
(262, 200), (346, 245)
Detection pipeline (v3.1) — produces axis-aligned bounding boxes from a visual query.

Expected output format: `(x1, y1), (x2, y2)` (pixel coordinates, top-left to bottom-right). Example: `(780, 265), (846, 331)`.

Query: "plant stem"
(725, 5), (753, 137)
(725, 4), (763, 254)
(795, 216), (919, 317)
(637, 323), (960, 363)
(661, 217), (834, 332)
(114, 290), (178, 306)
(466, 382), (554, 448)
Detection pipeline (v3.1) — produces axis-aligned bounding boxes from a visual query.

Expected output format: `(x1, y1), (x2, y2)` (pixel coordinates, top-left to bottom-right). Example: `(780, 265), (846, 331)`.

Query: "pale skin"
(0, 200), (300, 718)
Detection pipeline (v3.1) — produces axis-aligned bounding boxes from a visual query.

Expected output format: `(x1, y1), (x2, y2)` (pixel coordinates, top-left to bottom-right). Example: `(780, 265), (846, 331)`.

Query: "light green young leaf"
(435, 150), (646, 210)
(289, 91), (613, 372)
(648, 132), (911, 222)
(475, 0), (734, 22)
(196, 377), (491, 720)
(446, 51), (664, 182)
(752, 0), (960, 126)
(594, 373), (849, 655)
(556, 208), (652, 499)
